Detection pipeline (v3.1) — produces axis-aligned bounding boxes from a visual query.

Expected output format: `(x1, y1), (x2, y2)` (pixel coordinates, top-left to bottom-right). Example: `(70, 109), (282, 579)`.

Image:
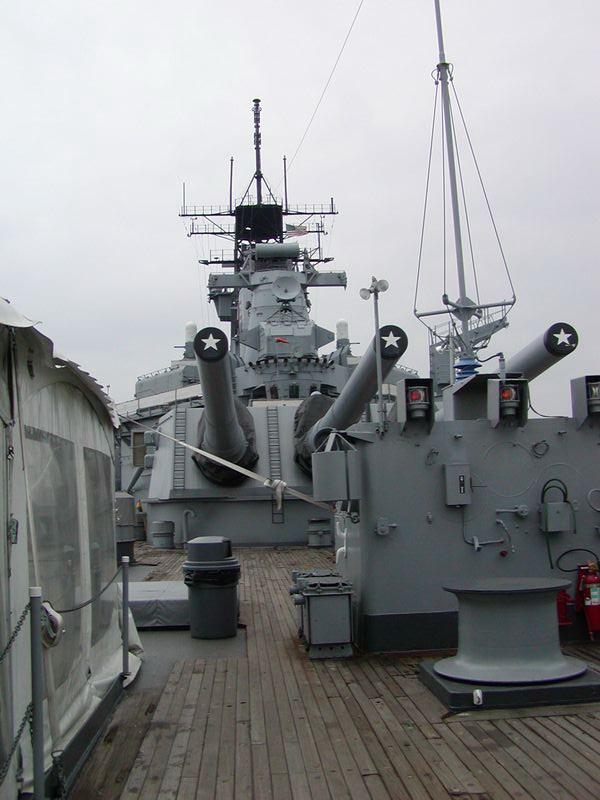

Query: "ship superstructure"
(124, 99), (411, 547)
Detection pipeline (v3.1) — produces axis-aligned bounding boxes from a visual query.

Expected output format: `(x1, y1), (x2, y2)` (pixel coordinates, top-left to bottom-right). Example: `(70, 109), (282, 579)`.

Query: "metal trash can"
(183, 536), (240, 639)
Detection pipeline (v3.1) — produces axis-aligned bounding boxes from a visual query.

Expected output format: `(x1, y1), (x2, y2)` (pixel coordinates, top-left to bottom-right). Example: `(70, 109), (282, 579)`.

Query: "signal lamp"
(587, 381), (600, 414)
(499, 383), (520, 417)
(406, 385), (430, 419)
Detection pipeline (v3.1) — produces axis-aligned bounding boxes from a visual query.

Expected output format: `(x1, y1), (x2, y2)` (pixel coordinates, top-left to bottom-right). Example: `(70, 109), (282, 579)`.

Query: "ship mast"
(253, 98), (263, 205)
(434, 0), (469, 346)
(179, 100), (339, 351)
(415, 0), (516, 388)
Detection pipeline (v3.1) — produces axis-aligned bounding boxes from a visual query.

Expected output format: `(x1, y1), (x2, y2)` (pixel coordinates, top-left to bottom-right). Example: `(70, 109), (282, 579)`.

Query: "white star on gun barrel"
(553, 329), (572, 347)
(381, 330), (401, 349)
(201, 333), (221, 350)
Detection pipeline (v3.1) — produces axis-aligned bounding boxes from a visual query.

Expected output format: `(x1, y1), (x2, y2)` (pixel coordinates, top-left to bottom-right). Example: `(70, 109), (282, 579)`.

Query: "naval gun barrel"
(294, 325), (408, 472)
(193, 327), (258, 485)
(505, 322), (578, 382)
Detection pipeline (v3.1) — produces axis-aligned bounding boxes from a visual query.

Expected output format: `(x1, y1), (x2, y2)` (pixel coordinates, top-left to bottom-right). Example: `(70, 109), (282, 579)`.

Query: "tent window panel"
(24, 426), (82, 688)
(84, 448), (116, 646)
(132, 431), (147, 467)
(0, 424), (11, 773)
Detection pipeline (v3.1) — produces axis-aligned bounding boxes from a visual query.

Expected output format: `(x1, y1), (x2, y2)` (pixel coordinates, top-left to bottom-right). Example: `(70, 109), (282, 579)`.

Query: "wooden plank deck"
(75, 545), (600, 799)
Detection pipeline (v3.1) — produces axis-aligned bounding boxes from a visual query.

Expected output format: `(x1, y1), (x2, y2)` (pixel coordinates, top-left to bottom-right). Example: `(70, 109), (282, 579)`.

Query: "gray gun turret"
(506, 322), (578, 382)
(294, 325), (408, 473)
(193, 327), (258, 485)
(137, 101), (416, 547)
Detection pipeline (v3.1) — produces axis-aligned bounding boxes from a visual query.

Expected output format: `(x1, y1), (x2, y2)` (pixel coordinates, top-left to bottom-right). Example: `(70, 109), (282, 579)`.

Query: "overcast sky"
(2, 1), (599, 413)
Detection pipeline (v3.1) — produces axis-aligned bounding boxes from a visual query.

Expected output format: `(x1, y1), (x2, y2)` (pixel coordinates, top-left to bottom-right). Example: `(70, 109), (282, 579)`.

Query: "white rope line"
(119, 413), (333, 513)
(283, 0), (365, 177)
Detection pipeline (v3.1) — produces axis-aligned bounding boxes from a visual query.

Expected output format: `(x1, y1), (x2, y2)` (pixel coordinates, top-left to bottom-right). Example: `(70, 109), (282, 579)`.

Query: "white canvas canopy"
(0, 301), (140, 798)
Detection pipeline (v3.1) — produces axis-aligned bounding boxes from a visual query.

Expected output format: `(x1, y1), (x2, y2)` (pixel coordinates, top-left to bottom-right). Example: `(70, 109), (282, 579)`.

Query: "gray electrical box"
(540, 501), (573, 533)
(289, 571), (353, 658)
(444, 463), (472, 506)
(311, 449), (362, 501)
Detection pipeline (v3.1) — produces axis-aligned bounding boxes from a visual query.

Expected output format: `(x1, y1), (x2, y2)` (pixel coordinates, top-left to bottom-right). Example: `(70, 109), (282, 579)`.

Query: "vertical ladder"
(266, 406), (284, 524)
(172, 405), (187, 491)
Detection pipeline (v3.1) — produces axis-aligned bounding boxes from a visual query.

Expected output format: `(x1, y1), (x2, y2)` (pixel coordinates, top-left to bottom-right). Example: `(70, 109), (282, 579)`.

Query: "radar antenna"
(253, 98), (263, 205)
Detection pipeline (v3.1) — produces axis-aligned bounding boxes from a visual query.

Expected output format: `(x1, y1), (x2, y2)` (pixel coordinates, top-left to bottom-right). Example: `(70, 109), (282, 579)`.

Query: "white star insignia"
(381, 330), (401, 349)
(553, 328), (572, 347)
(201, 333), (221, 351)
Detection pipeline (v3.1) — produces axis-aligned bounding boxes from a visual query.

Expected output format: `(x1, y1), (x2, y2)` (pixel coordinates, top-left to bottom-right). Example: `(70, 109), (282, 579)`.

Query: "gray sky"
(2, 1), (599, 412)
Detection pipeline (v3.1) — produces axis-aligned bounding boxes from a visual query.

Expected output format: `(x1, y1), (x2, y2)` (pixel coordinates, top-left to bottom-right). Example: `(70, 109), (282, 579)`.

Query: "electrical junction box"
(289, 571), (353, 659)
(290, 570), (339, 639)
(541, 502), (573, 533)
(444, 463), (472, 506)
(311, 449), (362, 501)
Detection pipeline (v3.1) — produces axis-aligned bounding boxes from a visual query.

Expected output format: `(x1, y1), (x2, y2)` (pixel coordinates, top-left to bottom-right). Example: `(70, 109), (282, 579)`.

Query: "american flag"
(284, 223), (308, 238)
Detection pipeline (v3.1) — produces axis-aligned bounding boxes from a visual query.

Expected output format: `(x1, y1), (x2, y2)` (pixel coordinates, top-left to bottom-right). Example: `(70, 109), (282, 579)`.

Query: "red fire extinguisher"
(575, 563), (591, 612)
(582, 561), (600, 640)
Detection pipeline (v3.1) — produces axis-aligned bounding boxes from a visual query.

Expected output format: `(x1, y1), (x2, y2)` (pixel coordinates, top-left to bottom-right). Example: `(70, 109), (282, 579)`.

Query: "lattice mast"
(180, 99), (338, 345)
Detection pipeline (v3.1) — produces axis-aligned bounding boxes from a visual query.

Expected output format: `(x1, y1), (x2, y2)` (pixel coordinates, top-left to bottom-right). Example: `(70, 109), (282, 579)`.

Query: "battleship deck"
(73, 544), (600, 800)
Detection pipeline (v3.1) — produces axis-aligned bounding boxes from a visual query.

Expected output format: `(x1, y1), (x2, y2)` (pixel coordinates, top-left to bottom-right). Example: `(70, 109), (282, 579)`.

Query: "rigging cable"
(285, 0), (366, 174)
(414, 82), (439, 318)
(450, 81), (516, 304)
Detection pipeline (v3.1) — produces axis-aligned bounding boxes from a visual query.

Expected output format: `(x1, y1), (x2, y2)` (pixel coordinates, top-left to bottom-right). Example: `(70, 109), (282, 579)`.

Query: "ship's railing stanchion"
(29, 586), (45, 800)
(121, 557), (130, 678)
(359, 277), (390, 434)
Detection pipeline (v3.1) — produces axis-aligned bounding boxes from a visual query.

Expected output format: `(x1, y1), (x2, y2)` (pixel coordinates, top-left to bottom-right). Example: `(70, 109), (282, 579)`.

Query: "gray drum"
(151, 520), (175, 549)
(183, 536), (240, 639)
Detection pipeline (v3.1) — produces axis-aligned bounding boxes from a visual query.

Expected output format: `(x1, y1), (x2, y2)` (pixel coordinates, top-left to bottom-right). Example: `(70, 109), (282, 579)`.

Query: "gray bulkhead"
(145, 401), (327, 545)
(332, 394), (600, 652)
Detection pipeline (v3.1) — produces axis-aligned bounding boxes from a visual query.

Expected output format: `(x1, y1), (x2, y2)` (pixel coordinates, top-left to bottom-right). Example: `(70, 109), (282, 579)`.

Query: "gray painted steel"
(505, 323), (579, 381)
(305, 326), (407, 452)
(183, 536), (240, 639)
(115, 492), (144, 545)
(150, 520), (175, 548)
(420, 659), (600, 711)
(322, 379), (600, 652)
(193, 329), (249, 464)
(290, 571), (353, 658)
(433, 578), (587, 683)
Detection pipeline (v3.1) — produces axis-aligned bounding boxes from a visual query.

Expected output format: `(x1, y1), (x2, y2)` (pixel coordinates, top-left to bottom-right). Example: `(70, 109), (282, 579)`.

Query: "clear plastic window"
(84, 447), (116, 645)
(24, 425), (82, 688)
